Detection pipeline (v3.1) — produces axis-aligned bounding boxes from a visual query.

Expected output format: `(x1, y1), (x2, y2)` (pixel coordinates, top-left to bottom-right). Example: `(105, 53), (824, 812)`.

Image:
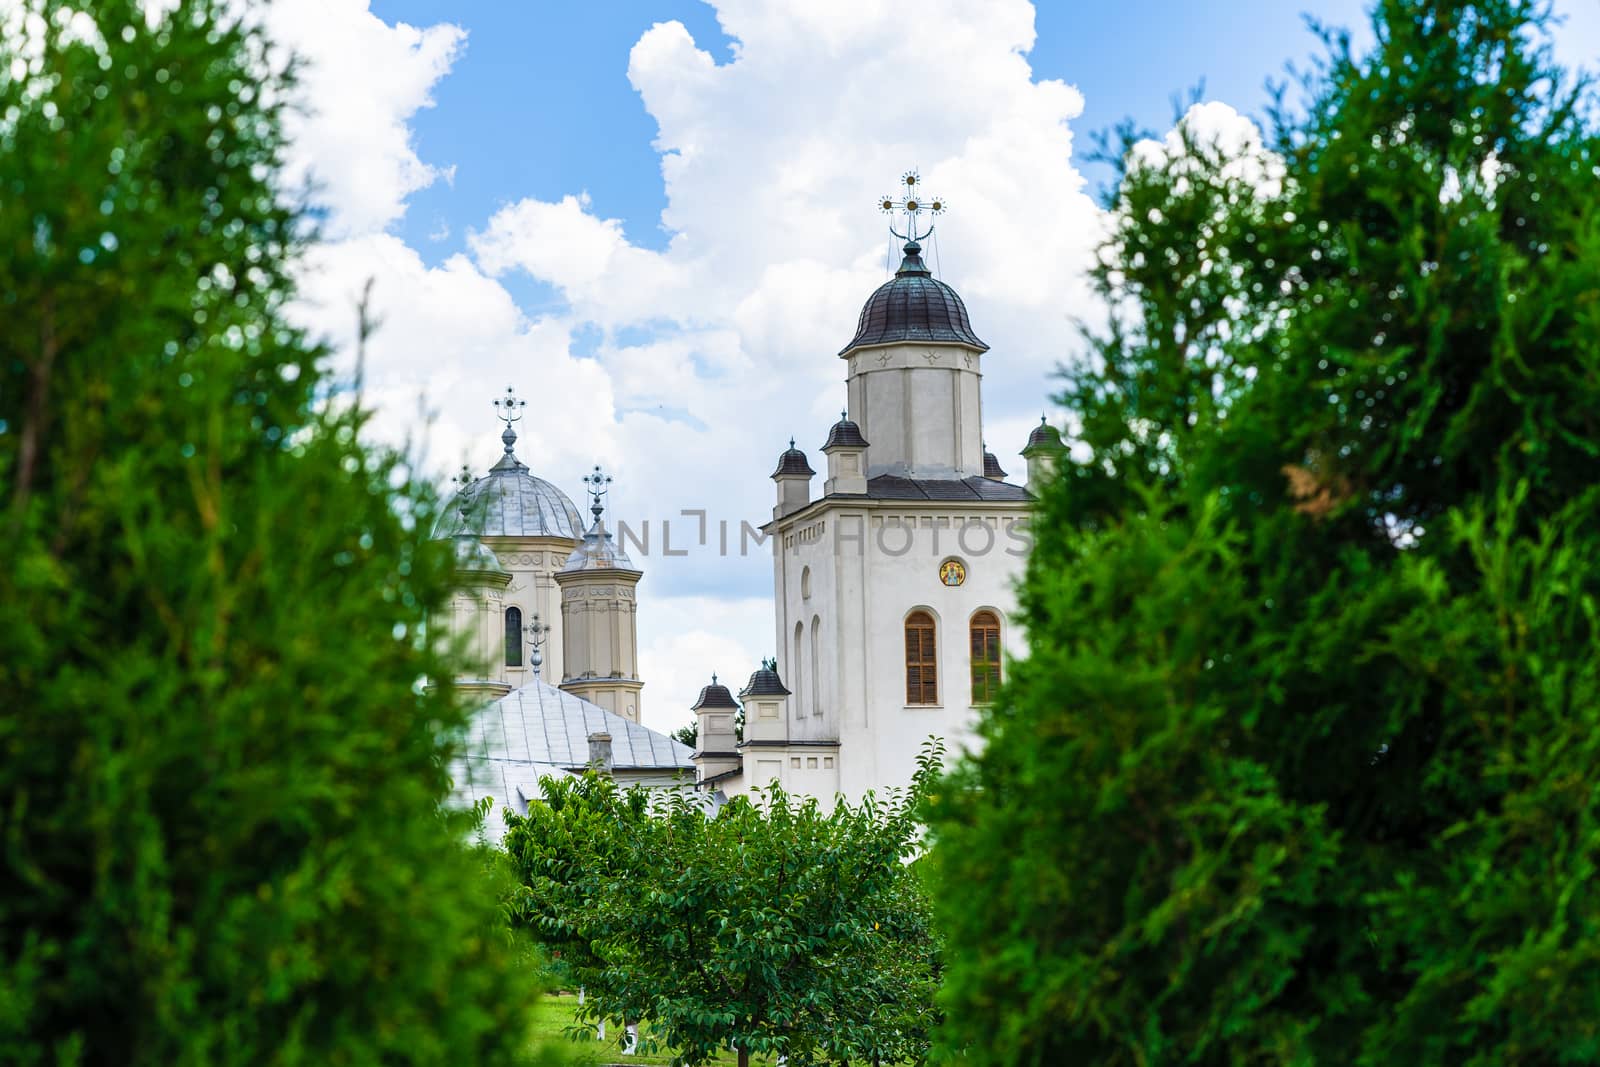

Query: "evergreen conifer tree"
(0, 3), (534, 1062)
(931, 2), (1600, 1063)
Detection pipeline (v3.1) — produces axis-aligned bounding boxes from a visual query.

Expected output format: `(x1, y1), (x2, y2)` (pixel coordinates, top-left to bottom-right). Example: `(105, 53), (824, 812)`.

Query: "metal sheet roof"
(449, 679), (694, 840)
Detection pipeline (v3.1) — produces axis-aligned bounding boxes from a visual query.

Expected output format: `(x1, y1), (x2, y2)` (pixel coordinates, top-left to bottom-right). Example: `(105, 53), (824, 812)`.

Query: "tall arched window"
(810, 615), (821, 717)
(794, 621), (805, 718)
(905, 610), (938, 705)
(970, 610), (1001, 705)
(505, 606), (523, 667)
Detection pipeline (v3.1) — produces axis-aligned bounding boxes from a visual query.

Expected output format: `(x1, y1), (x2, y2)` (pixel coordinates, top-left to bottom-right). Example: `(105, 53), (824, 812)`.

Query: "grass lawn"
(530, 994), (779, 1066)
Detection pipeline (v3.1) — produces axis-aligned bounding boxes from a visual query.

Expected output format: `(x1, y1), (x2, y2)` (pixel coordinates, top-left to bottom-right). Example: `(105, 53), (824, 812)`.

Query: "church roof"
(450, 533), (509, 576)
(840, 242), (988, 357)
(434, 418), (584, 541)
(983, 450), (1008, 480)
(450, 678), (693, 841)
(855, 474), (1031, 502)
(739, 663), (791, 698)
(771, 439), (816, 478)
(691, 675), (740, 711)
(822, 415), (869, 451)
(561, 518), (636, 573)
(1022, 416), (1065, 456)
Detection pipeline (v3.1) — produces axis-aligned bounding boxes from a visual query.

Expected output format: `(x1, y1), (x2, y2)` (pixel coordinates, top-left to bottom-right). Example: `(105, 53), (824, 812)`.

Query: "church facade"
(434, 182), (1065, 815)
(691, 227), (1061, 803)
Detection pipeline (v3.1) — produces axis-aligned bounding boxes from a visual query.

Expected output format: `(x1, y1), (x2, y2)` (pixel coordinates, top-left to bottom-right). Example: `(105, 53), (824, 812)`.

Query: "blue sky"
(373, 0), (1371, 276)
(279, 0), (1598, 728)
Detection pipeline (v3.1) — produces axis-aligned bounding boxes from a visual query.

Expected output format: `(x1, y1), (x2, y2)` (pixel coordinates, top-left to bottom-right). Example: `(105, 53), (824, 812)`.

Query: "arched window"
(970, 610), (1001, 705)
(505, 607), (523, 667)
(794, 621), (805, 718)
(810, 615), (821, 717)
(905, 610), (938, 705)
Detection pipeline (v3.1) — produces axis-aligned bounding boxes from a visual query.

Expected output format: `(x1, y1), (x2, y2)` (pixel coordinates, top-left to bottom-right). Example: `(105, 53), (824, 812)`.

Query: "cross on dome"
(582, 464), (612, 523)
(493, 385), (526, 455)
(878, 169), (946, 244)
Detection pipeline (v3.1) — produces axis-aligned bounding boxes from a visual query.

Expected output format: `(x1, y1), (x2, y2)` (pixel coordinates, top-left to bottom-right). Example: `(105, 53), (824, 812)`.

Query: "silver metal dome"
(561, 519), (636, 573)
(436, 453), (585, 541)
(450, 533), (509, 576)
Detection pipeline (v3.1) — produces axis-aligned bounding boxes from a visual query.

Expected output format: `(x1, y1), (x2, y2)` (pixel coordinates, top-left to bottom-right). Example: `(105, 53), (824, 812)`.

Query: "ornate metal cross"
(526, 612), (551, 678)
(878, 169), (946, 243)
(493, 385), (526, 455)
(581, 464), (612, 523)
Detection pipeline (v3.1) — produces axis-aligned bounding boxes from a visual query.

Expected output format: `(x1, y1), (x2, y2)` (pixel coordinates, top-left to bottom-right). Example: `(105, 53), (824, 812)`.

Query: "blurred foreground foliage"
(931, 1), (1600, 1064)
(0, 2), (535, 1063)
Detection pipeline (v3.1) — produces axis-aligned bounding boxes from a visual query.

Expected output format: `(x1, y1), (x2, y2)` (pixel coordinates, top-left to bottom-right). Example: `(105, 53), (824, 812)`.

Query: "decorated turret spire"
(878, 169), (946, 245)
(493, 385), (526, 456)
(582, 464), (613, 525)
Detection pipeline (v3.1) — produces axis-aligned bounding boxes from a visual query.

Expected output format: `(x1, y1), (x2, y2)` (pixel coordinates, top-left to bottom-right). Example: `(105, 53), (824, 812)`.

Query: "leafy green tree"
(931, 2), (1600, 1064)
(503, 748), (943, 1067)
(0, 2), (534, 1063)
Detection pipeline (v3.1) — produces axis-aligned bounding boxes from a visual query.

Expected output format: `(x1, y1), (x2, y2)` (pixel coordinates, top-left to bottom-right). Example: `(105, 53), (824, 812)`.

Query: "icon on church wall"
(939, 558), (967, 587)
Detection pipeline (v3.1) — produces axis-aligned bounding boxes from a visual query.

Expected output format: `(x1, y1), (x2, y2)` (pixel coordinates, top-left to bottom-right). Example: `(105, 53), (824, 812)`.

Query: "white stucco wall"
(845, 342), (985, 479)
(772, 499), (1029, 800)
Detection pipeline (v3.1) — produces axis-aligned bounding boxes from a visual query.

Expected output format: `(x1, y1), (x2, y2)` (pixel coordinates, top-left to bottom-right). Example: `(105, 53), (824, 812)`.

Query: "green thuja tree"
(0, 2), (534, 1063)
(931, 1), (1600, 1064)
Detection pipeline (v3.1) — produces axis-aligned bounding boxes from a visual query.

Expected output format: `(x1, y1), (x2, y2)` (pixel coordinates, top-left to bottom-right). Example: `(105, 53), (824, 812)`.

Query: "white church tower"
(694, 173), (1049, 801)
(555, 466), (645, 723)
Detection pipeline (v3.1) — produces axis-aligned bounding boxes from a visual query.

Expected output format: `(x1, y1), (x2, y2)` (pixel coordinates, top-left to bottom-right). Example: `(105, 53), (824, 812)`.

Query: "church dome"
(562, 518), (636, 572)
(1022, 416), (1064, 456)
(822, 414), (869, 451)
(690, 674), (740, 712)
(435, 424), (584, 541)
(450, 533), (509, 576)
(738, 661), (790, 699)
(983, 448), (1008, 480)
(840, 241), (988, 357)
(771, 439), (816, 478)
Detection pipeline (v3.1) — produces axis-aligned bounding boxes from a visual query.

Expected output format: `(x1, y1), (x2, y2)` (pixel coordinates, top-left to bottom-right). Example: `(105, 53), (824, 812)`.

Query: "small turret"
(982, 444), (1008, 481)
(821, 412), (869, 496)
(690, 674), (741, 785)
(1021, 416), (1064, 486)
(738, 658), (791, 744)
(772, 438), (815, 518)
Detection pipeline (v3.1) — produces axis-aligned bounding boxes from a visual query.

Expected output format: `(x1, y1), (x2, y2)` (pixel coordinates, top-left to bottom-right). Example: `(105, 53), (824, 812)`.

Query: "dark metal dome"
(1022, 416), (1064, 455)
(771, 438), (816, 478)
(840, 242), (988, 356)
(822, 415), (869, 451)
(983, 449), (1008, 480)
(691, 674), (740, 711)
(739, 662), (791, 698)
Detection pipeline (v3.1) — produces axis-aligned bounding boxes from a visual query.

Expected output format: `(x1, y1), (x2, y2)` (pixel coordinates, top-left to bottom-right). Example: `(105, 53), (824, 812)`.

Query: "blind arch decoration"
(905, 610), (938, 705)
(970, 610), (1001, 705)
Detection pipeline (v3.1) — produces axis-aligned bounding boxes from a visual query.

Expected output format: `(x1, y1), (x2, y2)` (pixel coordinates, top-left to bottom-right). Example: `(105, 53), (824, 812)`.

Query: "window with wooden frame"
(905, 610), (938, 705)
(504, 606), (523, 667)
(970, 610), (1001, 705)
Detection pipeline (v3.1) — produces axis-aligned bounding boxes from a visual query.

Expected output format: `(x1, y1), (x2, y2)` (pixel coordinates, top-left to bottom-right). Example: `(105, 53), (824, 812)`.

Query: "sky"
(266, 0), (1600, 735)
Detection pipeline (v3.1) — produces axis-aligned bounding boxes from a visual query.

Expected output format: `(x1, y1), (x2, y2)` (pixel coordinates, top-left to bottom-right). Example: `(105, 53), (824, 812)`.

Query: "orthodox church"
(435, 412), (694, 840)
(690, 185), (1062, 803)
(434, 176), (1063, 823)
